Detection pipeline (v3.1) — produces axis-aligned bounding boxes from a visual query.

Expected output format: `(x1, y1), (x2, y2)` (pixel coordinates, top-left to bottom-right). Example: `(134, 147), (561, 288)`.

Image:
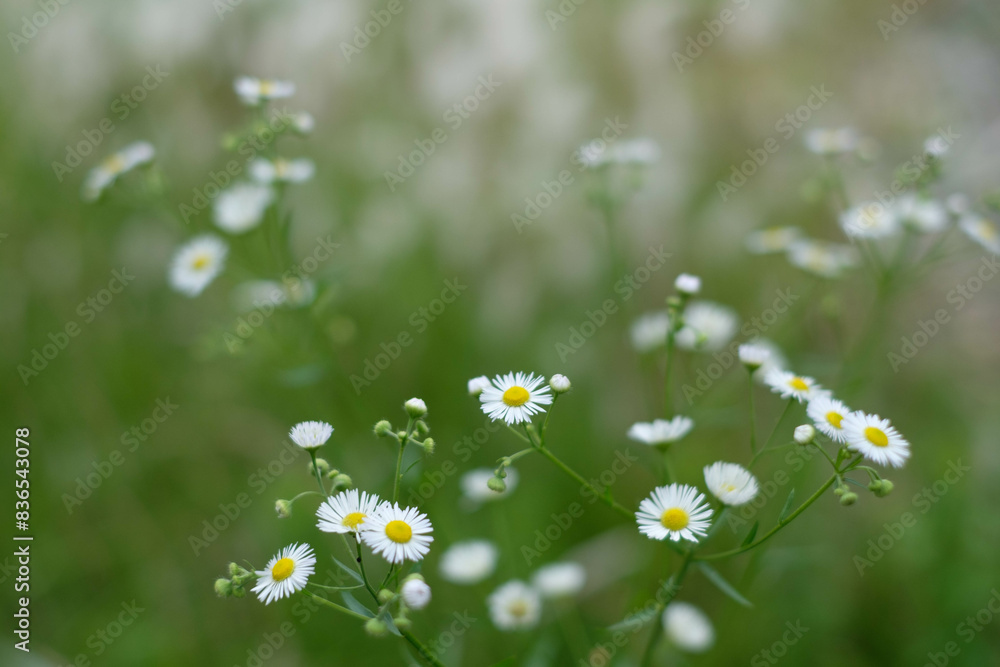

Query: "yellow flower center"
(104, 154), (126, 174)
(826, 412), (843, 428)
(275, 159), (289, 178)
(508, 600), (528, 618)
(502, 386), (530, 407)
(385, 520), (412, 543)
(790, 377), (809, 391)
(342, 512), (366, 530)
(979, 221), (997, 240)
(191, 254), (211, 270)
(723, 484), (737, 492)
(260, 80), (274, 96)
(660, 508), (689, 531)
(271, 558), (295, 581)
(864, 427), (889, 447)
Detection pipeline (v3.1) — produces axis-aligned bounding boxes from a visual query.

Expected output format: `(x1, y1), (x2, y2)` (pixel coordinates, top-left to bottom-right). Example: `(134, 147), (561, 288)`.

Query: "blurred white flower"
(461, 468), (518, 502)
(745, 226), (802, 254)
(532, 562), (586, 598)
(959, 215), (1000, 254)
(82, 141), (155, 201)
(214, 183), (274, 233)
(439, 540), (499, 585)
(488, 581), (542, 631)
(663, 602), (714, 653)
(467, 375), (491, 396)
(840, 202), (900, 239)
(924, 134), (951, 157)
(675, 301), (739, 352)
(630, 311), (670, 353)
(292, 111), (315, 134)
(738, 343), (770, 371)
(168, 234), (227, 297)
(842, 412), (910, 468)
(703, 462), (758, 506)
(674, 273), (701, 296)
(804, 127), (858, 156)
(250, 157), (315, 184)
(401, 577), (431, 610)
(750, 338), (788, 381)
(893, 194), (948, 234)
(807, 395), (851, 444)
(627, 416), (694, 446)
(579, 137), (660, 168)
(234, 76), (295, 105)
(763, 369), (828, 403)
(786, 239), (857, 279)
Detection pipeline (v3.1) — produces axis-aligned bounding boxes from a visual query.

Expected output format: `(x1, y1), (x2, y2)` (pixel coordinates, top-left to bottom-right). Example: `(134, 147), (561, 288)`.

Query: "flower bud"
(401, 576), (432, 610)
(840, 491), (858, 506)
(549, 374), (571, 394)
(487, 476), (507, 493)
(833, 486), (846, 496)
(467, 376), (490, 397)
(415, 420), (430, 438)
(870, 479), (894, 497)
(231, 584), (246, 598)
(325, 468), (341, 479)
(674, 273), (701, 296)
(793, 424), (815, 445)
(309, 458), (331, 476)
(374, 420), (394, 437)
(214, 578), (233, 597)
(422, 438), (435, 454)
(331, 473), (353, 489)
(365, 618), (388, 637)
(377, 589), (395, 604)
(393, 616), (412, 630)
(275, 499), (292, 519)
(404, 398), (427, 418)
(228, 562), (244, 577)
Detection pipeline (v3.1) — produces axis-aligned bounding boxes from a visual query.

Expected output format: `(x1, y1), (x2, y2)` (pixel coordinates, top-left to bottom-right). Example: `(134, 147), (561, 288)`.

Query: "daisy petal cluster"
(786, 239), (858, 279)
(234, 76), (295, 105)
(627, 416), (694, 447)
(168, 235), (228, 297)
(214, 183), (274, 233)
(959, 215), (1000, 254)
(630, 311), (671, 352)
(531, 562), (586, 598)
(289, 420), (333, 449)
(439, 540), (499, 585)
(675, 301), (739, 352)
(250, 157), (315, 184)
(763, 369), (829, 403)
(806, 395), (851, 443)
(316, 489), (381, 535)
(745, 226), (802, 254)
(636, 483), (713, 543)
(479, 372), (553, 425)
(487, 580), (542, 631)
(252, 543), (316, 605)
(82, 141), (155, 201)
(841, 412), (911, 468)
(361, 503), (434, 564)
(703, 462), (759, 506)
(840, 202), (900, 239)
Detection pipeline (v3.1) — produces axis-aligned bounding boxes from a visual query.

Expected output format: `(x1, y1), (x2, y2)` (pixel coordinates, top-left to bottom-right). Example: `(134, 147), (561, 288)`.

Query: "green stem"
(663, 327), (677, 419)
(639, 552), (694, 666)
(301, 590), (370, 621)
(400, 628), (447, 667)
(748, 372), (758, 455)
(762, 399), (795, 451)
(355, 539), (380, 603)
(661, 447), (675, 484)
(392, 418), (414, 504)
(531, 440), (633, 519)
(308, 451), (328, 496)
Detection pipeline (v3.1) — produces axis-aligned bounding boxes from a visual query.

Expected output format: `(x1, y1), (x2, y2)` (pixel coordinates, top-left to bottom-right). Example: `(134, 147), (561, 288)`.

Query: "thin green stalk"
(308, 451), (327, 496)
(355, 539), (380, 603)
(661, 447), (675, 484)
(639, 552), (694, 666)
(663, 325), (678, 419)
(301, 590), (370, 621)
(392, 418), (414, 504)
(762, 399), (795, 451)
(400, 628), (447, 667)
(748, 372), (758, 455)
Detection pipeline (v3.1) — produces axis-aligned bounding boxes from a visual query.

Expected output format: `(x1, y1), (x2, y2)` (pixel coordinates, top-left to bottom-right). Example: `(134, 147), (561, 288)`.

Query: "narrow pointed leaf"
(340, 591), (375, 618)
(697, 562), (753, 608)
(741, 520), (759, 547)
(778, 488), (796, 524)
(332, 556), (365, 586)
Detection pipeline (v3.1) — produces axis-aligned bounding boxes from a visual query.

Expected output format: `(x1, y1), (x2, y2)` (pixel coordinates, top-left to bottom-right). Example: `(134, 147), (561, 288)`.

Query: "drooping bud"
(275, 499), (292, 519)
(374, 420), (394, 437)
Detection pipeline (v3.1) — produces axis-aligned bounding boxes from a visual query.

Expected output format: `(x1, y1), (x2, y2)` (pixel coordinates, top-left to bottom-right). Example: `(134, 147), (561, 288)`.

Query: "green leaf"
(741, 520), (759, 547)
(697, 562), (753, 608)
(377, 607), (402, 637)
(340, 591), (375, 618)
(332, 556), (365, 586)
(778, 488), (796, 524)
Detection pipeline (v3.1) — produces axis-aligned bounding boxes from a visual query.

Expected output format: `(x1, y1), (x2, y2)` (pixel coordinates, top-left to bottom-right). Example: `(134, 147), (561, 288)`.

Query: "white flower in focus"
(289, 420), (333, 449)
(316, 489), (381, 535)
(636, 483), (713, 543)
(401, 577), (432, 610)
(532, 562), (586, 598)
(439, 540), (499, 585)
(627, 416), (694, 447)
(361, 503), (434, 564)
(959, 215), (1000, 254)
(234, 76), (295, 105)
(488, 581), (542, 631)
(807, 395), (851, 443)
(745, 226), (802, 254)
(663, 602), (714, 653)
(214, 183), (274, 233)
(467, 376), (491, 396)
(461, 468), (518, 502)
(250, 157), (315, 184)
(841, 412), (910, 468)
(738, 343), (770, 371)
(840, 202), (900, 239)
(675, 301), (739, 352)
(763, 369), (828, 403)
(804, 127), (859, 156)
(548, 374), (571, 394)
(252, 543), (316, 605)
(674, 273), (701, 296)
(630, 311), (671, 353)
(479, 372), (553, 425)
(168, 235), (228, 297)
(893, 194), (949, 234)
(82, 141), (155, 201)
(786, 239), (858, 278)
(703, 462), (759, 506)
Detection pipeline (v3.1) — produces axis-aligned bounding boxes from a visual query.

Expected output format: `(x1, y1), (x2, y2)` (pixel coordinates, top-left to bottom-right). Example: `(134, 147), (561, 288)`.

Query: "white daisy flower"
(479, 372), (553, 425)
(924, 134), (951, 157)
(439, 540), (499, 585)
(401, 577), (431, 610)
(461, 468), (518, 502)
(750, 338), (788, 382)
(840, 202), (900, 239)
(316, 489), (381, 535)
(763, 369), (828, 403)
(806, 395), (851, 443)
(630, 311), (671, 353)
(548, 374), (571, 394)
(703, 462), (759, 506)
(674, 273), (701, 296)
(214, 183), (274, 234)
(579, 137), (660, 168)
(249, 157), (315, 184)
(841, 411), (911, 468)
(168, 235), (228, 297)
(738, 343), (770, 371)
(675, 301), (739, 352)
(893, 194), (949, 234)
(627, 416), (694, 447)
(745, 226), (802, 254)
(663, 602), (714, 653)
(82, 141), (155, 202)
(292, 111), (315, 134)
(959, 215), (1000, 254)
(234, 76), (295, 105)
(467, 375), (491, 396)
(252, 543), (316, 605)
(361, 503), (434, 564)
(289, 420), (333, 449)
(804, 127), (859, 156)
(786, 239), (858, 279)
(488, 581), (542, 631)
(636, 483), (713, 543)
(531, 562), (586, 598)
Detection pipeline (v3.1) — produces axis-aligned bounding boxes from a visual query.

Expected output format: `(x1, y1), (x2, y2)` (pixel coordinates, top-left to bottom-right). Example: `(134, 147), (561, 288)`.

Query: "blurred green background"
(2, 0), (999, 665)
